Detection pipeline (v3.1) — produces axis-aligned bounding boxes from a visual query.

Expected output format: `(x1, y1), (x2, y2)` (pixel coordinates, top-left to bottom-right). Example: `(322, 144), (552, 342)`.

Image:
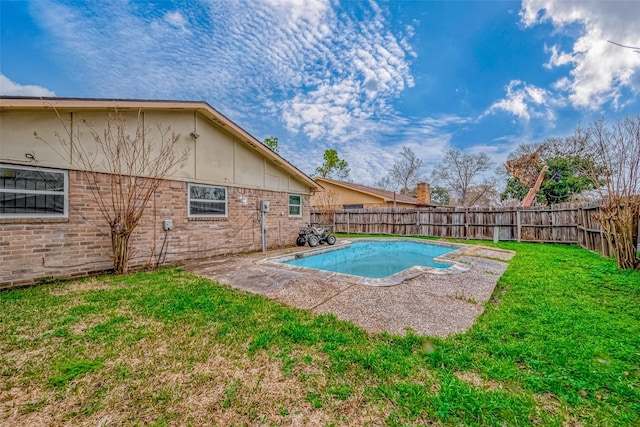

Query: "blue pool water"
(285, 241), (454, 278)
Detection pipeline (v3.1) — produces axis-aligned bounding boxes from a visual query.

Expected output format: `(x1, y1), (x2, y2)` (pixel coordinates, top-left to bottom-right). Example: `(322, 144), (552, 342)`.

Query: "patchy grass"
(1, 242), (639, 426)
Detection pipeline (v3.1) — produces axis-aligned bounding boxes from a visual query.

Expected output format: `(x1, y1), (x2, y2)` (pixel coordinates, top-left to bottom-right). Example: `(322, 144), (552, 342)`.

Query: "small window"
(188, 184), (227, 217)
(289, 194), (302, 217)
(0, 164), (68, 218)
(343, 204), (363, 210)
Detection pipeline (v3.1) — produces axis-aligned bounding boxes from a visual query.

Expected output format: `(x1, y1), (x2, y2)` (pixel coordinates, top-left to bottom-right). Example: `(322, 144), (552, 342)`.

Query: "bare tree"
(36, 109), (190, 274)
(465, 182), (501, 207)
(375, 175), (394, 191)
(582, 115), (640, 269)
(382, 146), (424, 196)
(431, 149), (494, 206)
(313, 188), (339, 209)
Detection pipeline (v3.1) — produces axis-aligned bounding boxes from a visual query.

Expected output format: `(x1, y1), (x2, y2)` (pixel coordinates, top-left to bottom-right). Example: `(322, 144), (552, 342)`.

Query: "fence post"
(550, 204), (555, 242)
(464, 208), (469, 240)
(516, 209), (522, 242)
(391, 209), (395, 235)
(333, 211), (336, 231)
(347, 212), (350, 234)
(577, 206), (582, 248)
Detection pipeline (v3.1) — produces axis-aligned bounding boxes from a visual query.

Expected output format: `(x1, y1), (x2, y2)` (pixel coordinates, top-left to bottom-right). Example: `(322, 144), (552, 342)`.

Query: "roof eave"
(315, 177), (417, 205)
(315, 177), (386, 202)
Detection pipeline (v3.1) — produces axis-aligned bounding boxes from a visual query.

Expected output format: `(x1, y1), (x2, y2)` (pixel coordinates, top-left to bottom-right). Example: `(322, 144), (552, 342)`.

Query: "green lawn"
(1, 241), (638, 426)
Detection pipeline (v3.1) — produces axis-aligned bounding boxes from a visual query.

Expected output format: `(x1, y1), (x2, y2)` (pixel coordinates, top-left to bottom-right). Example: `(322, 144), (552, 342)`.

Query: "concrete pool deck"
(182, 238), (515, 337)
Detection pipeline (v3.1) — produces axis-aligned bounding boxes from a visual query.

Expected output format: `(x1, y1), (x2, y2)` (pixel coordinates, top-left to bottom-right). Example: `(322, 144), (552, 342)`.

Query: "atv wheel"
(308, 235), (319, 247)
(326, 234), (337, 245)
(296, 236), (306, 246)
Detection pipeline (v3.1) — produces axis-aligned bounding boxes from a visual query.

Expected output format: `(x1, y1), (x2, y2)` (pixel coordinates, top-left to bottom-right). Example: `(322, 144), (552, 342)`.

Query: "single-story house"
(0, 97), (319, 287)
(311, 177), (431, 209)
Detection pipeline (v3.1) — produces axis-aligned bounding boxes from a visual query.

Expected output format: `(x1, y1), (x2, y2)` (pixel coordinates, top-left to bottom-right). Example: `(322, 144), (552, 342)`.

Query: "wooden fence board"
(311, 203), (638, 257)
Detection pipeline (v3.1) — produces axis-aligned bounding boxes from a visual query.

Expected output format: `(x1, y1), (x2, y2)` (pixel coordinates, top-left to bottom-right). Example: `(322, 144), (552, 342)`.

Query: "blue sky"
(2, 0), (640, 186)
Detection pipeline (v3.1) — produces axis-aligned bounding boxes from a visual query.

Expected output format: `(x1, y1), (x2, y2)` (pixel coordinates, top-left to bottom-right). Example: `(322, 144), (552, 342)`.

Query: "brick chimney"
(416, 182), (431, 206)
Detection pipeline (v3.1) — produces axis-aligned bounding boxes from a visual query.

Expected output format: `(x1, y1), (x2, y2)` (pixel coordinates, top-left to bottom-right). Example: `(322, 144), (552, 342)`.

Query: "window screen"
(0, 165), (67, 217)
(289, 194), (302, 216)
(189, 184), (227, 217)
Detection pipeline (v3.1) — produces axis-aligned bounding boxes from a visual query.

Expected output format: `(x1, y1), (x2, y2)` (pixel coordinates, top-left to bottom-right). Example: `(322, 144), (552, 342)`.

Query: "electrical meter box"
(260, 200), (270, 212)
(163, 219), (173, 231)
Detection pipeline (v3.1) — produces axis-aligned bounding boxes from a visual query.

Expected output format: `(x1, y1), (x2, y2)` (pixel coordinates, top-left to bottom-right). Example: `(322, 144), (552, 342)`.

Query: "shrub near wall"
(0, 171), (309, 287)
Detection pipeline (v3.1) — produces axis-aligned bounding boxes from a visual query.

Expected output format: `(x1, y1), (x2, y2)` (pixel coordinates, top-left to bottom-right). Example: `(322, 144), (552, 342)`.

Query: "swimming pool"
(284, 240), (455, 279)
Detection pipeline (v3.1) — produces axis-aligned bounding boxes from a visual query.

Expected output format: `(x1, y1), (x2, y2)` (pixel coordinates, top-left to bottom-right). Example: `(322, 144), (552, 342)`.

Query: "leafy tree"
(263, 136), (279, 154)
(430, 186), (450, 205)
(431, 149), (493, 206)
(501, 177), (530, 202)
(314, 149), (350, 179)
(501, 138), (600, 204)
(538, 157), (597, 204)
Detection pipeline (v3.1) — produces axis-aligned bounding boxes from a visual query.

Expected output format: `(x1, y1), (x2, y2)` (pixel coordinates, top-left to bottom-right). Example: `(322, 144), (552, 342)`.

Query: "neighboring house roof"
(0, 96), (319, 191)
(314, 177), (418, 205)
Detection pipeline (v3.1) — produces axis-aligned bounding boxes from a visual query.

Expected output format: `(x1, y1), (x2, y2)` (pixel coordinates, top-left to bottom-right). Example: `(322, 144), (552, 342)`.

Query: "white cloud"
(262, 0), (329, 26)
(282, 114), (467, 185)
(0, 74), (56, 97)
(271, 3), (415, 143)
(521, 0), (640, 110)
(163, 11), (190, 33)
(28, 0), (415, 145)
(485, 80), (558, 121)
(24, 0), (427, 186)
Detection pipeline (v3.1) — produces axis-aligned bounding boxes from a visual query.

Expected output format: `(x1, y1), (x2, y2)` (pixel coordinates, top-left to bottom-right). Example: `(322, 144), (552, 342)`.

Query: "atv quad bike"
(296, 225), (336, 247)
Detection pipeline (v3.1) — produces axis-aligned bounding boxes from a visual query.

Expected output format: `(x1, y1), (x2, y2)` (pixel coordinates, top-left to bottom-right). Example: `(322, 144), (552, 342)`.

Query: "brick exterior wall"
(0, 170), (310, 288)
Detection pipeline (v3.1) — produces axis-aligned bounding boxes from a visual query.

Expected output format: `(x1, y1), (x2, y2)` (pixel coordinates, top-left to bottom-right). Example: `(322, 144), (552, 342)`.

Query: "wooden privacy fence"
(310, 204), (638, 257)
(577, 203), (615, 258)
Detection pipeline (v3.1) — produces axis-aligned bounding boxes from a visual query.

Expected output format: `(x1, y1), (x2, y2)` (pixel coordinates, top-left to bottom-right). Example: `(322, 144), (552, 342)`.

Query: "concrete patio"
(181, 238), (514, 337)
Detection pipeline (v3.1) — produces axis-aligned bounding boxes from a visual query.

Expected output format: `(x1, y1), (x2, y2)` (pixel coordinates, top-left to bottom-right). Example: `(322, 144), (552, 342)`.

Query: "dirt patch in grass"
(454, 370), (502, 391)
(3, 347), (389, 426)
(47, 277), (126, 296)
(2, 316), (388, 426)
(534, 392), (563, 416)
(456, 245), (515, 262)
(181, 350), (314, 425)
